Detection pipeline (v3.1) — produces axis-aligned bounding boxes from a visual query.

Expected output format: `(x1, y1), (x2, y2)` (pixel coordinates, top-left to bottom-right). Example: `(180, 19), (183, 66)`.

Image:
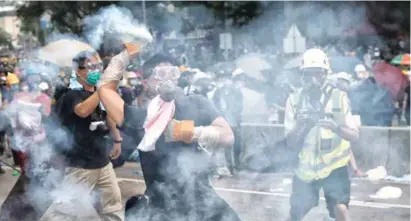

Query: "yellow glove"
(164, 119), (195, 144)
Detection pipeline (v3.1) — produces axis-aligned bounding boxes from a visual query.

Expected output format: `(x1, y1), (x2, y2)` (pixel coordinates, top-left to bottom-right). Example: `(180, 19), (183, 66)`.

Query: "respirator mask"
(301, 68), (327, 100)
(85, 62), (103, 86)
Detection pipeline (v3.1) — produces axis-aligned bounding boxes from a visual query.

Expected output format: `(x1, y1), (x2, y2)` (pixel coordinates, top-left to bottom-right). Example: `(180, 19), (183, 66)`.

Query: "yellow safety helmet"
(300, 48), (331, 73)
(6, 73), (19, 85)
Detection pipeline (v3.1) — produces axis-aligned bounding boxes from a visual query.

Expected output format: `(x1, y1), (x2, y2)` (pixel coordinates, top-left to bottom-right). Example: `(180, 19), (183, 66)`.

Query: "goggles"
(152, 65), (180, 81)
(79, 61), (103, 71)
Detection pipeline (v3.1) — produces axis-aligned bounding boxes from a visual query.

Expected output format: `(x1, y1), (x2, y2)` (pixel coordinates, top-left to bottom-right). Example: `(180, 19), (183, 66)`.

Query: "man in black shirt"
(98, 48), (242, 221)
(40, 50), (124, 221)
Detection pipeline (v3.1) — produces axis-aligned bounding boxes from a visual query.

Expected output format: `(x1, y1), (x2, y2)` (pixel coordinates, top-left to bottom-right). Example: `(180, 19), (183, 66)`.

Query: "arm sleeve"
(194, 95), (222, 126)
(119, 103), (147, 139)
(284, 96), (296, 135)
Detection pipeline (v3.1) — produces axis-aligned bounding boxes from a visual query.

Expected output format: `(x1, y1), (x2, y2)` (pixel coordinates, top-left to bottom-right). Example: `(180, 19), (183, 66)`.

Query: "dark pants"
(126, 148), (242, 221)
(224, 126), (241, 173)
(290, 166), (351, 221)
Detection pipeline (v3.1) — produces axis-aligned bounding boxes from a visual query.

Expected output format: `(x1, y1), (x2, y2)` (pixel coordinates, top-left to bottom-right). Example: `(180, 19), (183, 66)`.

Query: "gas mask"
(156, 80), (179, 102)
(301, 68), (326, 89)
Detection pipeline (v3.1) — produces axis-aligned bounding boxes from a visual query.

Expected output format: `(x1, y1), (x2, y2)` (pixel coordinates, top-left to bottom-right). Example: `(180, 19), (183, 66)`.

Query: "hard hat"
(6, 73), (19, 85)
(300, 48), (331, 72)
(354, 64), (366, 73)
(334, 72), (351, 83)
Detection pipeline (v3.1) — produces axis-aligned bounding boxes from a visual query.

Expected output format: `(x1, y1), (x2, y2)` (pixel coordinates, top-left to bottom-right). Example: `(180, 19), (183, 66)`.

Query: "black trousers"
(223, 126), (242, 173)
(126, 149), (242, 221)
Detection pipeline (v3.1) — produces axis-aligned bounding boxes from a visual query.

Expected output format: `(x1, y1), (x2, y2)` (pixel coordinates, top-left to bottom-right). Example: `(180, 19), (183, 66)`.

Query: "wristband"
(114, 139), (123, 144)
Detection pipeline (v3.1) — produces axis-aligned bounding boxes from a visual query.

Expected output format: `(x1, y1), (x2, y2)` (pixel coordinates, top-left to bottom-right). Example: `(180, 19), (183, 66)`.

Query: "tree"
(0, 28), (13, 51)
(17, 1), (118, 45)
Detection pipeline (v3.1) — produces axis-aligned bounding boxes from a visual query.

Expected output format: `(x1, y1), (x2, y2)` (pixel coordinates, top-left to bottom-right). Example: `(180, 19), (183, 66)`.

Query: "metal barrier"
(240, 123), (410, 176)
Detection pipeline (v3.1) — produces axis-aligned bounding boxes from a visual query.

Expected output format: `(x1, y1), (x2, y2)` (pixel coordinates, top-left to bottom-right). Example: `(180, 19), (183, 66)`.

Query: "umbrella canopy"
(391, 54), (410, 66)
(37, 39), (96, 68)
(241, 87), (269, 119)
(235, 53), (271, 81)
(372, 61), (410, 100)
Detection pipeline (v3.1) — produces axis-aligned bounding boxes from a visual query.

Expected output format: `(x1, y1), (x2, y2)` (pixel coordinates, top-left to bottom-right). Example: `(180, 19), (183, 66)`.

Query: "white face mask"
(39, 82), (49, 91)
(0, 77), (6, 81)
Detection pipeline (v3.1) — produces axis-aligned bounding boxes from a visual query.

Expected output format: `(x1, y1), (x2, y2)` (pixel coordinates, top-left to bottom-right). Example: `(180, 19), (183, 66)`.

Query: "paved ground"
(0, 162), (410, 221)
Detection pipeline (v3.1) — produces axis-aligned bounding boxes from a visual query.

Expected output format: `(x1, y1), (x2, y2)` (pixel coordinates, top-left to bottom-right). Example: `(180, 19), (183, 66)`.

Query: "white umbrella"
(37, 39), (96, 68)
(235, 53), (271, 81)
(240, 87), (269, 122)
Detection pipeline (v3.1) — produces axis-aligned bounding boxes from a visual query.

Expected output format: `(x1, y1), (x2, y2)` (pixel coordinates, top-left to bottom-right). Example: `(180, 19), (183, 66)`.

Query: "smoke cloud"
(83, 5), (153, 53)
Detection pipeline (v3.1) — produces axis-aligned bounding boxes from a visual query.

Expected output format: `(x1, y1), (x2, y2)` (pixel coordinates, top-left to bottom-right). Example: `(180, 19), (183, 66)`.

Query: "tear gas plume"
(1, 2), (409, 220)
(83, 5), (153, 55)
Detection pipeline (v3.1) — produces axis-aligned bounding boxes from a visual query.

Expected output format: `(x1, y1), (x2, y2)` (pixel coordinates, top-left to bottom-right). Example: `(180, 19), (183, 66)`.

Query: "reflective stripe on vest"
(294, 89), (351, 182)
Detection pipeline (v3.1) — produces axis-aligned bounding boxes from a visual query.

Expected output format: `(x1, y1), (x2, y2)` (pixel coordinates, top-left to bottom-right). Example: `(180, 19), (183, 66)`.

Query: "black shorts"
(290, 166), (351, 220)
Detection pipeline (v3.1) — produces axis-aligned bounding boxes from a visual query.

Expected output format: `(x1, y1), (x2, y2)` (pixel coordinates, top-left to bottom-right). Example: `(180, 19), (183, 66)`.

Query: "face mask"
(85, 70), (101, 86)
(0, 77), (6, 81)
(157, 80), (178, 102)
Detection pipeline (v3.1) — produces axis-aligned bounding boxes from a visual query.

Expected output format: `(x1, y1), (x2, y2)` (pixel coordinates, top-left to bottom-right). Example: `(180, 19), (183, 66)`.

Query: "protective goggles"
(79, 62), (103, 71)
(152, 65), (180, 81)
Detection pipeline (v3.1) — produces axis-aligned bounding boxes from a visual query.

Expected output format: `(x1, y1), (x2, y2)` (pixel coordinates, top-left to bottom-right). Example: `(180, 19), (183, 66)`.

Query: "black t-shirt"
(60, 89), (110, 169)
(120, 91), (221, 192)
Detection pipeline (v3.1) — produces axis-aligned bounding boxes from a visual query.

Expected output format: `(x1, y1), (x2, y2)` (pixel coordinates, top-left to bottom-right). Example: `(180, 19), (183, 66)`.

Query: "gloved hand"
(98, 50), (130, 88)
(124, 43), (142, 57)
(164, 119), (195, 144)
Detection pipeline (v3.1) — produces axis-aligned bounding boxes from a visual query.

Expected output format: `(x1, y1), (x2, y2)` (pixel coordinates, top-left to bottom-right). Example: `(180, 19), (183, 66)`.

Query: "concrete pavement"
(0, 162), (409, 221)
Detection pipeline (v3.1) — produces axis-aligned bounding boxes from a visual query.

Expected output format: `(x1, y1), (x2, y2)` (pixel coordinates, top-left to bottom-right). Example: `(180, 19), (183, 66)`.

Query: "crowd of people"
(0, 19), (408, 221)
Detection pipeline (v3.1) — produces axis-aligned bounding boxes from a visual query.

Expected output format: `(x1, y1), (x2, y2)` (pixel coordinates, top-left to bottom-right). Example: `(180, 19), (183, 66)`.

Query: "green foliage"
(0, 28), (13, 50)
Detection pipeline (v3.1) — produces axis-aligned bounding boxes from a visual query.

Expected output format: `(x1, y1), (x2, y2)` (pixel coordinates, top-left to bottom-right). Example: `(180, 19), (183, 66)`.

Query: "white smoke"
(83, 5), (153, 51)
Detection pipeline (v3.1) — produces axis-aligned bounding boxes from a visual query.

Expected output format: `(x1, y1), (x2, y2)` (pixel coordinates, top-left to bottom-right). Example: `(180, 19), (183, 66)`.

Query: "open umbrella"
(373, 61), (409, 100)
(235, 53), (271, 81)
(37, 39), (96, 68)
(391, 54), (410, 66)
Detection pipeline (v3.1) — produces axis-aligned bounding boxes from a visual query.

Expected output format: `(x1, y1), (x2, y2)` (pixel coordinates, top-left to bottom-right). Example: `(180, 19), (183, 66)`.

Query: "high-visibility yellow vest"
(290, 88), (351, 182)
